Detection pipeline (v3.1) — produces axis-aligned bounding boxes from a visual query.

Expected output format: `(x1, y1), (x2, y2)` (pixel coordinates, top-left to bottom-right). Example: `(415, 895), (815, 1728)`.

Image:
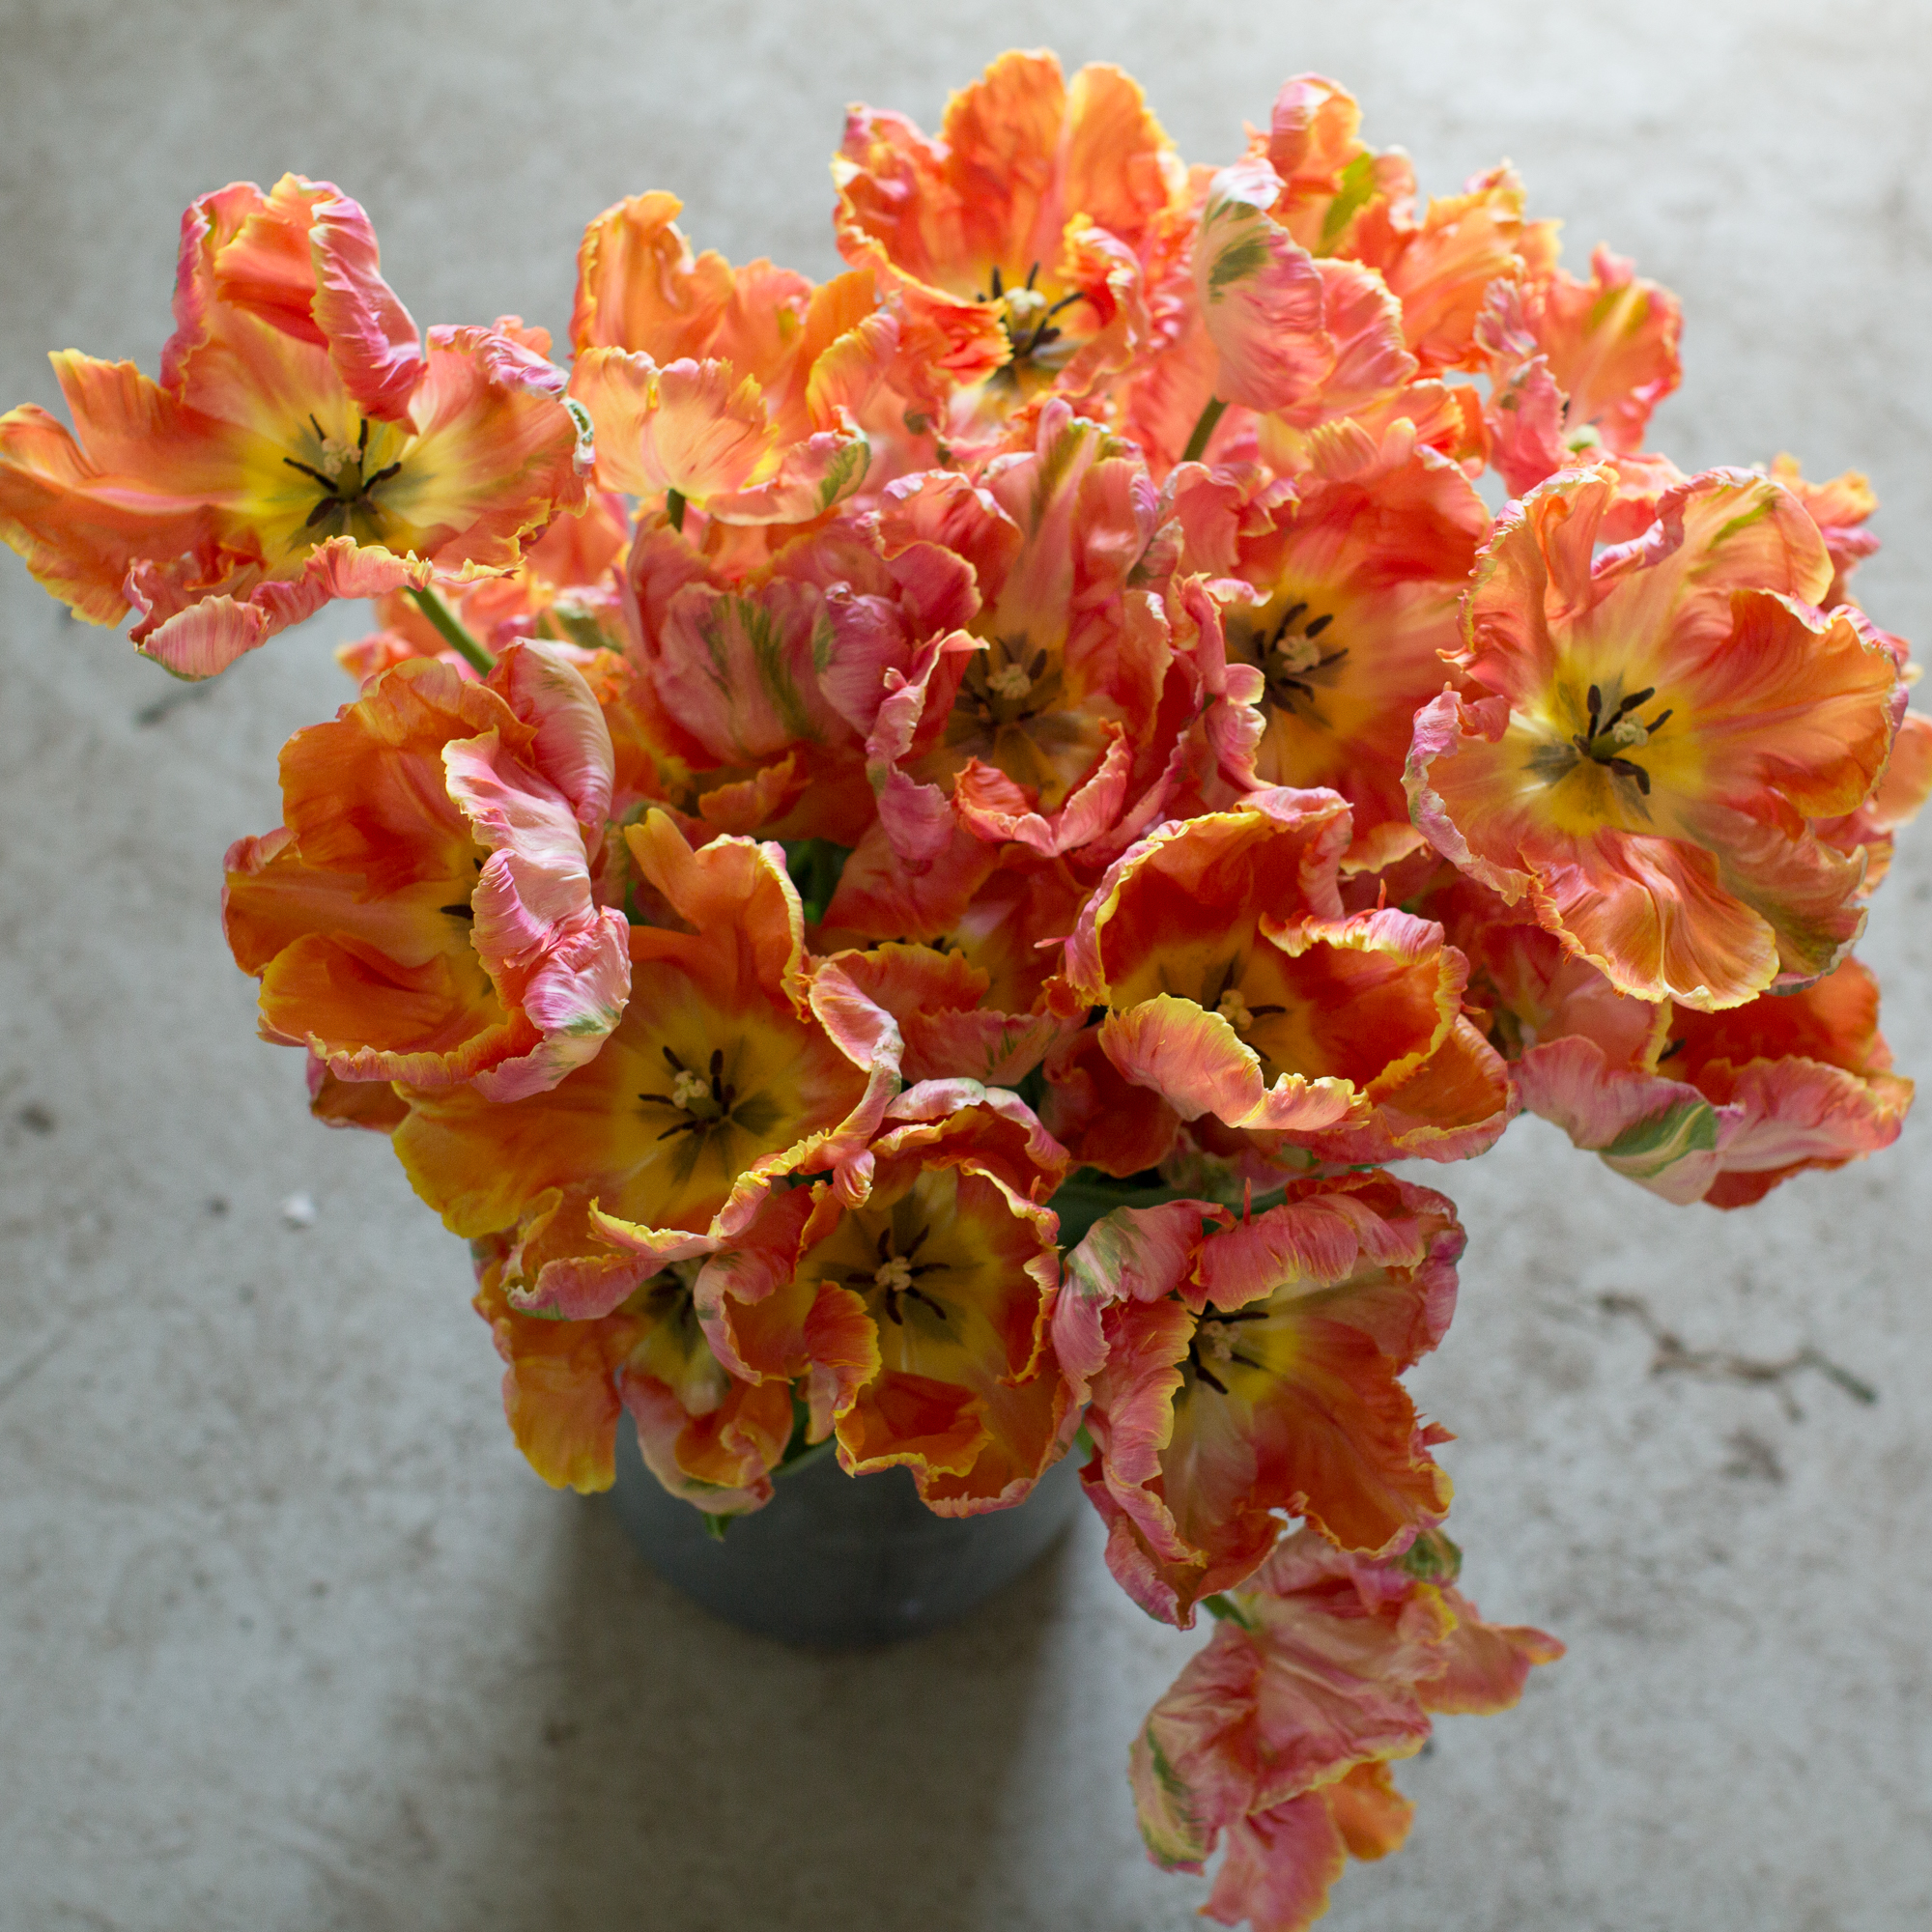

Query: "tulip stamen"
(1245, 601), (1349, 720)
(1569, 682), (1671, 797)
(980, 262), (1087, 370)
(284, 413), (404, 537)
(639, 1041), (746, 1138)
(844, 1223), (949, 1325)
(1187, 1305), (1268, 1393)
(960, 640), (1053, 724)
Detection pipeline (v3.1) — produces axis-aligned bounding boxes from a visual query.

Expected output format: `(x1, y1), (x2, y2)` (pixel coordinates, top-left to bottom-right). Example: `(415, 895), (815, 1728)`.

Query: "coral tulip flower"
(1173, 438), (1491, 872)
(1054, 792), (1514, 1170)
(617, 514), (979, 848)
(1189, 158), (1416, 436)
(1406, 467), (1905, 1010)
(1477, 245), (1683, 498)
(472, 1253), (793, 1513)
(705, 1094), (1076, 1515)
(0, 175), (590, 677)
(1131, 1527), (1560, 1932)
(1240, 75), (1561, 379)
(833, 50), (1193, 434)
(392, 812), (903, 1320)
(567, 191), (894, 525)
(1053, 1174), (1463, 1625)
(1510, 952), (1913, 1208)
(224, 643), (630, 1101)
(856, 399), (1191, 884)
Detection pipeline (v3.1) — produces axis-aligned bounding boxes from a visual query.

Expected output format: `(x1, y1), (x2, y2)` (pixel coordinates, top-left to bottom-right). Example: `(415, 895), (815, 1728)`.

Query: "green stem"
(666, 488), (687, 533)
(407, 586), (494, 674)
(1180, 396), (1229, 466)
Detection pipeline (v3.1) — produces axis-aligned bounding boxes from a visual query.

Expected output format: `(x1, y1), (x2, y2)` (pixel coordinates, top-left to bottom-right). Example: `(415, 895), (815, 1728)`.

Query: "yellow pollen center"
(874, 1256), (914, 1293)
(670, 1069), (710, 1110)
(986, 662), (1033, 700)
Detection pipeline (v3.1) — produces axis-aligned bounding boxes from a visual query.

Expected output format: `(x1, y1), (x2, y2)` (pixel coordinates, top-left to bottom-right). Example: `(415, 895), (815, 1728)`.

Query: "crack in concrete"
(1597, 1293), (1879, 1421)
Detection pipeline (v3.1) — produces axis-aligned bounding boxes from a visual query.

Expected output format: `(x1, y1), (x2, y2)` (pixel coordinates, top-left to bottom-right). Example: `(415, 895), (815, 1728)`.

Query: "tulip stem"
(1181, 397), (1228, 465)
(407, 586), (494, 675)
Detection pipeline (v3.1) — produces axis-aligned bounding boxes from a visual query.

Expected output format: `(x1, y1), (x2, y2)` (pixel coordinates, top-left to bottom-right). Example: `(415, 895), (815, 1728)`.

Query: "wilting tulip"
(1131, 1526), (1560, 1932)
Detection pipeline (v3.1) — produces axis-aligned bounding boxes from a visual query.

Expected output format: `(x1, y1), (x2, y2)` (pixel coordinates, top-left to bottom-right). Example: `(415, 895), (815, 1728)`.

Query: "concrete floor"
(2, 3), (1930, 1927)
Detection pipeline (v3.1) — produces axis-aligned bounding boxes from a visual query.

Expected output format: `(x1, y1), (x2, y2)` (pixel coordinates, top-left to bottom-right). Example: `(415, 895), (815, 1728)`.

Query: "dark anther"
(1569, 683), (1670, 794)
(1657, 1037), (1686, 1063)
(282, 456), (339, 490)
(439, 903), (474, 921)
(1303, 612), (1333, 639)
(1025, 261), (1039, 290)
(663, 1046), (687, 1072)
(990, 265), (1005, 298)
(1193, 1361), (1229, 1395)
(361, 460), (403, 490)
(657, 1119), (705, 1141)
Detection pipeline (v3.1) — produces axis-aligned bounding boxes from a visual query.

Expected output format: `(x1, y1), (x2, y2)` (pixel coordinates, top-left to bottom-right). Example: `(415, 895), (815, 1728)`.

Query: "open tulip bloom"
(8, 50), (1923, 1931)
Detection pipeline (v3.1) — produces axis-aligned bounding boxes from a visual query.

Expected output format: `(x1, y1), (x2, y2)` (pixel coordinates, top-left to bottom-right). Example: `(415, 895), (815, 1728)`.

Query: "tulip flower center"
(638, 1260), (703, 1334)
(281, 413), (404, 541)
(637, 1043), (781, 1153)
(1204, 959), (1287, 1041)
(1552, 680), (1675, 798)
(1186, 1303), (1269, 1395)
(1236, 599), (1350, 724)
(838, 1219), (950, 1326)
(975, 262), (1087, 383)
(956, 636), (1059, 725)
(947, 633), (1103, 808)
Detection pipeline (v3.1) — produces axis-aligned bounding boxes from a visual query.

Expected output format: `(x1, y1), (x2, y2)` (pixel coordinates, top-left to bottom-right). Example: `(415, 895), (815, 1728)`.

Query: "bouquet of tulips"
(4, 48), (1922, 1930)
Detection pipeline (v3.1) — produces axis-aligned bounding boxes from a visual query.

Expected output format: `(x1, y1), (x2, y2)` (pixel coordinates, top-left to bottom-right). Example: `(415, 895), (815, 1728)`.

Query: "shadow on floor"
(455, 1484), (1081, 1932)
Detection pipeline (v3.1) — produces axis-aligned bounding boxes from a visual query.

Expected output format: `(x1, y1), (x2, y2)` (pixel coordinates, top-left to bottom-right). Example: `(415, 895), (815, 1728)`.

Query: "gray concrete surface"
(2, 3), (1929, 1927)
